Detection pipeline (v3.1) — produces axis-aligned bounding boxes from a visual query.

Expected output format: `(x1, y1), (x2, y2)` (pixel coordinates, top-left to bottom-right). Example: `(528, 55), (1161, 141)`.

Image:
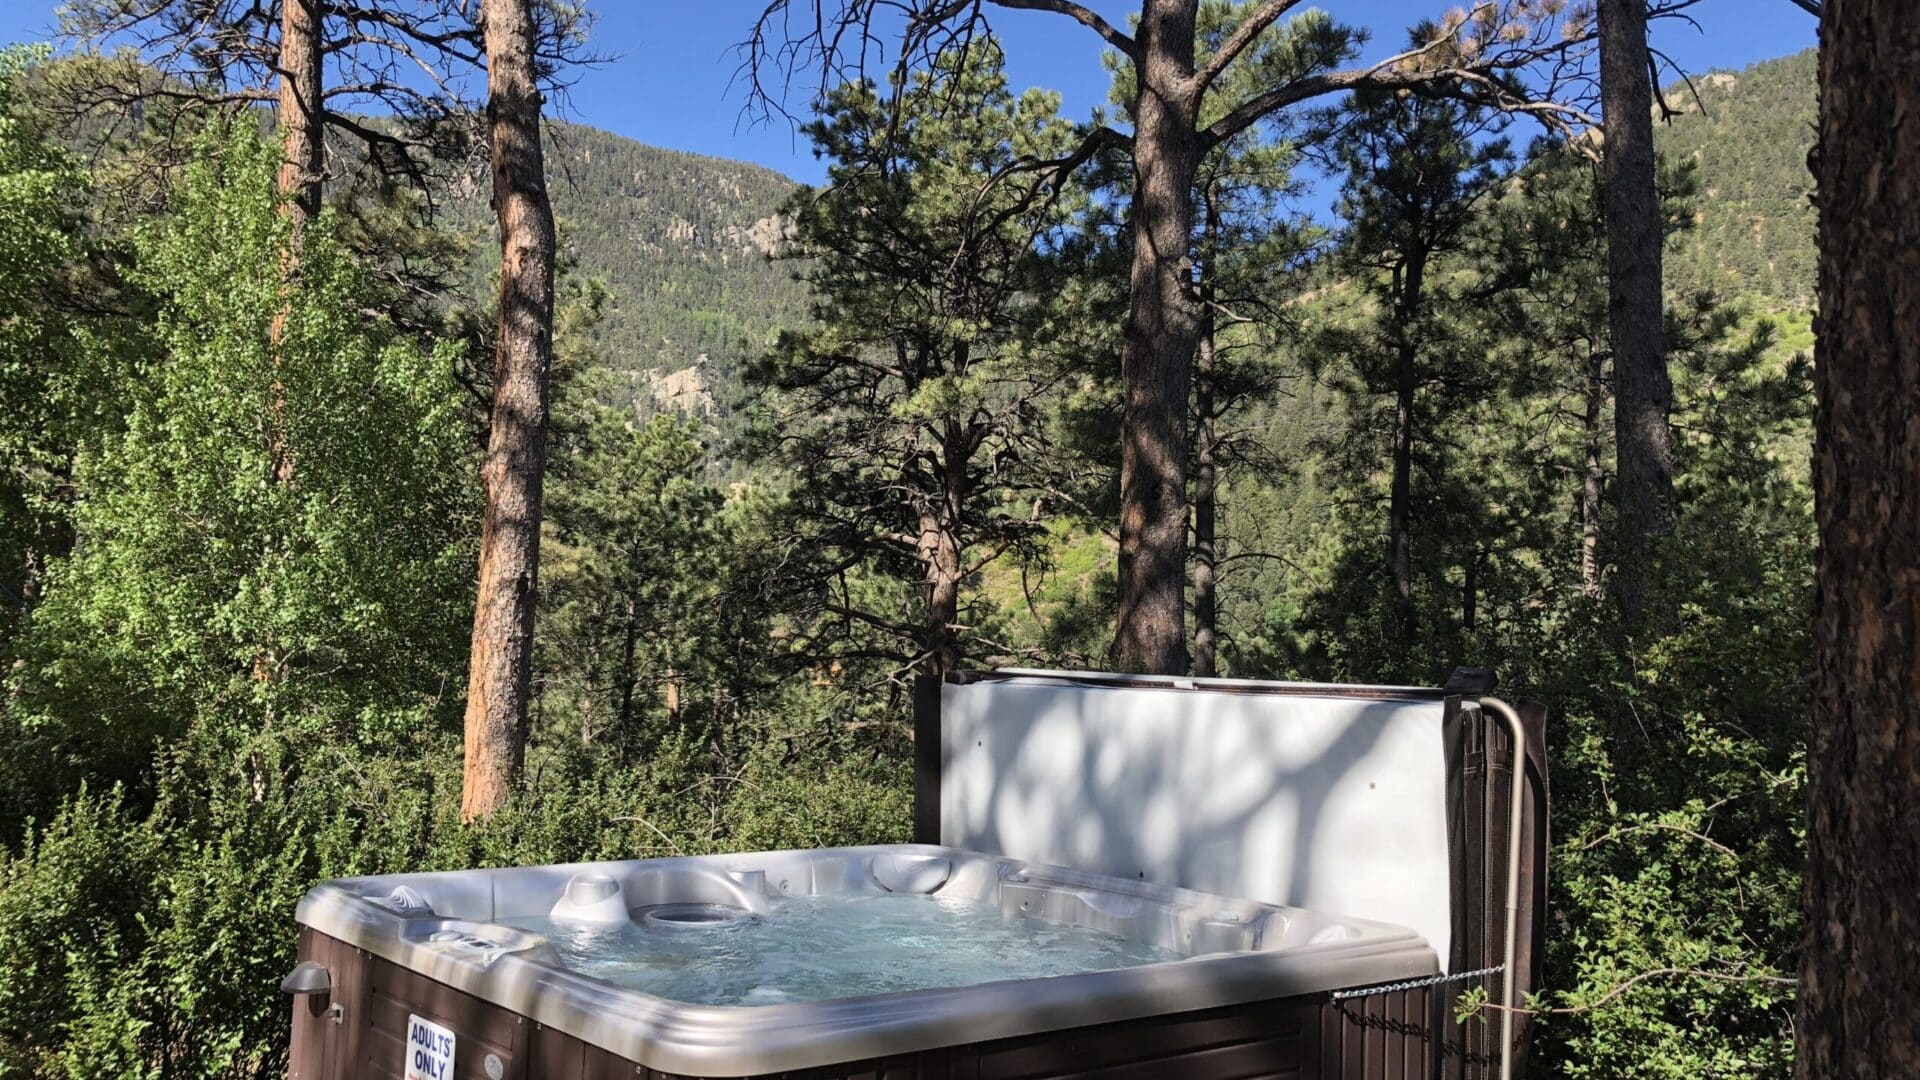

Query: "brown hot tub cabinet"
(286, 669), (1546, 1079)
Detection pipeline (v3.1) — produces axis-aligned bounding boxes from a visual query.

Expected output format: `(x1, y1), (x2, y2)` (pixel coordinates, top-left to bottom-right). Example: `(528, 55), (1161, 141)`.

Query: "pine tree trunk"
(923, 537), (962, 678)
(614, 598), (638, 741)
(1389, 343), (1416, 640)
(253, 0), (325, 690)
(1114, 0), (1200, 676)
(919, 419), (969, 679)
(1797, 1), (1920, 1073)
(1598, 0), (1674, 620)
(14, 548), (36, 615)
(1580, 340), (1606, 598)
(1192, 299), (1218, 678)
(275, 0), (324, 233)
(1389, 250), (1427, 653)
(461, 0), (557, 822)
(1461, 546), (1480, 632)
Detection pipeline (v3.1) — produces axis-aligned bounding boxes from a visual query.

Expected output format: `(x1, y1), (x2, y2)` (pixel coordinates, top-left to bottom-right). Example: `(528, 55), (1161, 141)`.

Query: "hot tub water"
(505, 891), (1182, 1006)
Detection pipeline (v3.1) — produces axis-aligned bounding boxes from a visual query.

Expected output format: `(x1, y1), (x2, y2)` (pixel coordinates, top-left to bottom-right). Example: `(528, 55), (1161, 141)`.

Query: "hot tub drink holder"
(286, 666), (1547, 1079)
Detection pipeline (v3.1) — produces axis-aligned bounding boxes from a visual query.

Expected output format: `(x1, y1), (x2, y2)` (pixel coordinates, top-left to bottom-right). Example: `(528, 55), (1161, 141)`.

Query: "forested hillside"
(446, 123), (810, 416)
(1659, 48), (1817, 308)
(528, 47), (1819, 425)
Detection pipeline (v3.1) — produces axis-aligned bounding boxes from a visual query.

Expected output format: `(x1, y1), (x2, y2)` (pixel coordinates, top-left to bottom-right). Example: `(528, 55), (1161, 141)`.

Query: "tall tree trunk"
(1797, 1), (1920, 1074)
(613, 598), (638, 742)
(1114, 0), (1200, 675)
(14, 549), (37, 618)
(919, 419), (969, 678)
(261, 0), (324, 493)
(252, 0), (325, 702)
(276, 0), (325, 233)
(1389, 345), (1416, 636)
(1580, 340), (1607, 598)
(922, 529), (962, 678)
(461, 0), (557, 822)
(1461, 546), (1480, 632)
(1598, 0), (1673, 621)
(1191, 295), (1218, 678)
(1388, 249), (1427, 652)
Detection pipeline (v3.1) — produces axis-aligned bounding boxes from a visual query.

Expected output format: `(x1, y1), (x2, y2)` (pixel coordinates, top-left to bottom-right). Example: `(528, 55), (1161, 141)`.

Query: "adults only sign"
(404, 1013), (455, 1080)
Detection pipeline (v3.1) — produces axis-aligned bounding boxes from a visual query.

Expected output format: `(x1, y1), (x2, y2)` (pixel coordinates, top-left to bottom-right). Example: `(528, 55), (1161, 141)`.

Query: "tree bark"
(1113, 0), (1200, 675)
(614, 598), (638, 742)
(461, 0), (557, 822)
(1597, 0), (1674, 621)
(1461, 546), (1480, 632)
(1389, 329), (1417, 644)
(260, 0), (325, 493)
(1580, 340), (1607, 598)
(276, 0), (325, 233)
(1797, 0), (1920, 1074)
(251, 0), (325, 686)
(1388, 244), (1428, 651)
(1191, 292), (1218, 678)
(921, 524), (963, 678)
(919, 417), (970, 678)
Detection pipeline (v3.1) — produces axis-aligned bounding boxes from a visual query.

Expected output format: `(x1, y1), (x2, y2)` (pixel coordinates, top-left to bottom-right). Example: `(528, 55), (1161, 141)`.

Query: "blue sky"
(1, 1), (1816, 183)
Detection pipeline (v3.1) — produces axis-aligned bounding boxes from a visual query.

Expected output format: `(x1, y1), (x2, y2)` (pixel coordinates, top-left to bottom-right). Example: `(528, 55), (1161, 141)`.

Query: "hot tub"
(288, 669), (1547, 1078)
(287, 845), (1440, 1078)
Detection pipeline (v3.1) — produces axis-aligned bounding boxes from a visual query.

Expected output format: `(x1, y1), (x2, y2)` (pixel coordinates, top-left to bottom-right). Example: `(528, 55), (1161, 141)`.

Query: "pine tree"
(461, 0), (561, 821)
(1798, 0), (1920, 1070)
(745, 41), (1088, 679)
(1315, 81), (1512, 670)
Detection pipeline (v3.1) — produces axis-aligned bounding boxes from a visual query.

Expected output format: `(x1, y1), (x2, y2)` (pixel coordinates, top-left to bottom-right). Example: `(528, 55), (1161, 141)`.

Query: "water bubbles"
(506, 892), (1180, 1006)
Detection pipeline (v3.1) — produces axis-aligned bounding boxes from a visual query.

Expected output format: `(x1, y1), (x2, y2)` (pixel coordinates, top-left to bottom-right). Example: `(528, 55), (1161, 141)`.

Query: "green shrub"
(0, 786), (161, 1079)
(0, 722), (914, 1077)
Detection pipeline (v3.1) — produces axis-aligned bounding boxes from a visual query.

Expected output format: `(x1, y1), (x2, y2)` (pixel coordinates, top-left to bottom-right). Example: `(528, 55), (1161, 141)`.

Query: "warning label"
(404, 1013), (456, 1080)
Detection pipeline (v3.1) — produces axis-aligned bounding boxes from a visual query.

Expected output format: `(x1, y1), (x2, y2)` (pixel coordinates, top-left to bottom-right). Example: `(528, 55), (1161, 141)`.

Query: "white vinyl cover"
(941, 673), (1455, 966)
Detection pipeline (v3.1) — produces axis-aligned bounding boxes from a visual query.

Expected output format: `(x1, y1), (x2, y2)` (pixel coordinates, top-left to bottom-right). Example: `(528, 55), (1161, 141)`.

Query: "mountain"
(451, 123), (811, 416)
(465, 49), (1816, 425)
(1657, 48), (1818, 309)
